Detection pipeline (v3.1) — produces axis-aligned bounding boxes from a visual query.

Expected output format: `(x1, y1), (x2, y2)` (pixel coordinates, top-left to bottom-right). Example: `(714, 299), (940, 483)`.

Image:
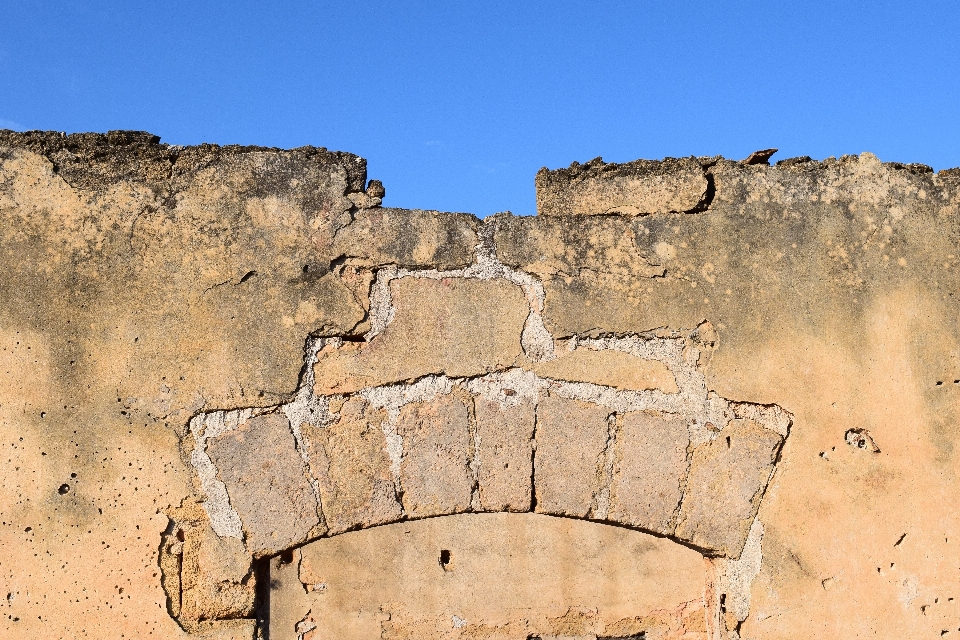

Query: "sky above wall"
(2, 1), (959, 216)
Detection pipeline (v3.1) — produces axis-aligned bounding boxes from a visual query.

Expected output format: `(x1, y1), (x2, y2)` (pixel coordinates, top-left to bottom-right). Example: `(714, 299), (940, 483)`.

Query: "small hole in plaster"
(936, 381), (944, 386)
(239, 270), (257, 283)
(58, 484), (70, 495)
(439, 549), (452, 571)
(70, 473), (77, 478)
(176, 530), (185, 542)
(279, 549), (294, 565)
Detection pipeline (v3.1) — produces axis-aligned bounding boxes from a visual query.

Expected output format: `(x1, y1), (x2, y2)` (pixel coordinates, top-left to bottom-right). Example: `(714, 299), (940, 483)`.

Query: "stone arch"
(160, 246), (791, 636)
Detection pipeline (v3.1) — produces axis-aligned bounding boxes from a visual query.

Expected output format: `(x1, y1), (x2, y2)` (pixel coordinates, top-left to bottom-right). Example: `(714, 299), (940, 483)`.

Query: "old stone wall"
(1, 130), (959, 639)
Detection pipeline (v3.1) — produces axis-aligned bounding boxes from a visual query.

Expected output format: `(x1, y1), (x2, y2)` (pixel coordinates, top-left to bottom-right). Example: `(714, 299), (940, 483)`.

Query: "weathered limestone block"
(532, 347), (679, 393)
(206, 412), (322, 555)
(492, 213), (666, 279)
(327, 207), (479, 269)
(179, 525), (257, 629)
(159, 498), (256, 631)
(396, 392), (474, 517)
(534, 394), (612, 517)
(675, 419), (784, 557)
(304, 397), (402, 535)
(608, 411), (690, 535)
(535, 156), (707, 216)
(314, 277), (528, 394)
(474, 395), (535, 511)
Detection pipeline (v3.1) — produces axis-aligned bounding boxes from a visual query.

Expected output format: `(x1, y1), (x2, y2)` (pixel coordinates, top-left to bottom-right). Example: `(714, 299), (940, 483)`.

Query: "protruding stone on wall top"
(535, 156), (708, 216)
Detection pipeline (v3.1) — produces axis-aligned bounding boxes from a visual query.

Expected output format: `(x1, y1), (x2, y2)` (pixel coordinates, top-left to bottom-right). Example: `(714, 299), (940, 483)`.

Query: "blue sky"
(2, 1), (959, 216)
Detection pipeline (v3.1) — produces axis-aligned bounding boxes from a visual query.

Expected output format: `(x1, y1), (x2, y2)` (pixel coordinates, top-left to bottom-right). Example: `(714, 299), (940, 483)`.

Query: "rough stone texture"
(281, 514), (706, 640)
(675, 419), (784, 557)
(313, 277), (528, 393)
(535, 156), (708, 216)
(0, 131), (377, 639)
(206, 413), (321, 556)
(474, 395), (535, 511)
(304, 397), (402, 535)
(608, 411), (690, 536)
(6, 134), (960, 640)
(533, 394), (612, 518)
(533, 348), (679, 393)
(491, 212), (667, 280)
(396, 392), (474, 518)
(159, 498), (256, 632)
(328, 207), (478, 269)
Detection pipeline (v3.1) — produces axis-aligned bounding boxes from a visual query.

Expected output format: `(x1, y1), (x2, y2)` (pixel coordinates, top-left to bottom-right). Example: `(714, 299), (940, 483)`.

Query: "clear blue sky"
(2, 1), (959, 216)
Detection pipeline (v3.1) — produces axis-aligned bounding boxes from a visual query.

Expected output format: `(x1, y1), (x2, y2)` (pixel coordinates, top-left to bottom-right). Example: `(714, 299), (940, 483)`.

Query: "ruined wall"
(1, 130), (959, 639)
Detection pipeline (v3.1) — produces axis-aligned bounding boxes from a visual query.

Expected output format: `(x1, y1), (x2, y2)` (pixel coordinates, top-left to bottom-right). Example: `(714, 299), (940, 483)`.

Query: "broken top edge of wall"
(0, 128), (363, 159)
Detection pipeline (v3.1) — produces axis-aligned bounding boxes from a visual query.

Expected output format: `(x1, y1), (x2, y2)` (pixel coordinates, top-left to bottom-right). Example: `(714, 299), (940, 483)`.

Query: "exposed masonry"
(178, 228), (792, 636)
(365, 221), (555, 360)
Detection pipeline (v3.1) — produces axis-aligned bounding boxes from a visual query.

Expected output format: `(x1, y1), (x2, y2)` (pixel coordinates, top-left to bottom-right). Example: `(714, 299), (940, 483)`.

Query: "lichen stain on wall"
(2, 130), (960, 639)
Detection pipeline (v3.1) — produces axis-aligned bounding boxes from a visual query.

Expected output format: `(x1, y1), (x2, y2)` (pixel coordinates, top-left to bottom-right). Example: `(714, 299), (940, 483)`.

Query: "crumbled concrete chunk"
(314, 277), (528, 394)
(532, 348), (678, 393)
(474, 395), (536, 511)
(328, 207), (479, 269)
(675, 419), (784, 557)
(608, 411), (690, 535)
(396, 393), (474, 517)
(206, 412), (321, 555)
(535, 156), (707, 216)
(534, 394), (612, 517)
(305, 397), (403, 535)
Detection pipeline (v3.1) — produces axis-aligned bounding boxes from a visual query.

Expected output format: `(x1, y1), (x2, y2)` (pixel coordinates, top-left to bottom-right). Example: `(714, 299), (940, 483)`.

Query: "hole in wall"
(439, 549), (452, 571)
(58, 484), (70, 495)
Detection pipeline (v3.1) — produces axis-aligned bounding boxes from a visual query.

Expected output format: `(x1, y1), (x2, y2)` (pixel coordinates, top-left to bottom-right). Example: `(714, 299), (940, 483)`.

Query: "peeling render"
(9, 133), (954, 639)
(175, 211), (793, 635)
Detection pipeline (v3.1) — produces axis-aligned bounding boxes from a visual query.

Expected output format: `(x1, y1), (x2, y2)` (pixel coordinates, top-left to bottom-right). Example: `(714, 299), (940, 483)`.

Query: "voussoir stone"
(313, 277), (528, 394)
(304, 397), (403, 535)
(475, 394), (535, 512)
(205, 412), (321, 556)
(535, 156), (707, 216)
(608, 411), (690, 535)
(397, 392), (474, 518)
(533, 394), (612, 518)
(674, 418), (785, 557)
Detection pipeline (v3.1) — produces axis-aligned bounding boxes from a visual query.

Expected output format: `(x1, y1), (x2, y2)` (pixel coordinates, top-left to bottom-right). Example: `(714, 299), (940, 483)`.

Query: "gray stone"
(305, 397), (403, 535)
(206, 412), (321, 556)
(475, 396), (535, 512)
(533, 394), (611, 518)
(608, 411), (690, 535)
(675, 419), (784, 557)
(397, 393), (474, 518)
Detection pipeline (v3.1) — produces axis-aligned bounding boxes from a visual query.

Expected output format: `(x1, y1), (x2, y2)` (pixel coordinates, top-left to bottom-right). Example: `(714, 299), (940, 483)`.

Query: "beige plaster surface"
(2, 131), (959, 639)
(273, 513), (707, 640)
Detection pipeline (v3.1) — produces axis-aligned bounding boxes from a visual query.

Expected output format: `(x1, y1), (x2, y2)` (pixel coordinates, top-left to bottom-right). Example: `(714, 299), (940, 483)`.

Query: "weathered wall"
(1, 130), (959, 639)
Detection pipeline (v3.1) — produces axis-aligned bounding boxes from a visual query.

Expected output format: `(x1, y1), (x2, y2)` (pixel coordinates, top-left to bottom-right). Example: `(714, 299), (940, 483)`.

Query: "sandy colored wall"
(1, 130), (959, 639)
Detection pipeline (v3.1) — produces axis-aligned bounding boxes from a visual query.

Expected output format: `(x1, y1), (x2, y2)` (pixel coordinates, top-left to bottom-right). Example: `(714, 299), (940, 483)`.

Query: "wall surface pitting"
(2, 130), (960, 639)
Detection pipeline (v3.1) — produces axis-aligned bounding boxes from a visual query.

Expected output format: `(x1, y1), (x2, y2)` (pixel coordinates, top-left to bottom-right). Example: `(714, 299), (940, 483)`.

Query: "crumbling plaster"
(2, 130), (960, 639)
